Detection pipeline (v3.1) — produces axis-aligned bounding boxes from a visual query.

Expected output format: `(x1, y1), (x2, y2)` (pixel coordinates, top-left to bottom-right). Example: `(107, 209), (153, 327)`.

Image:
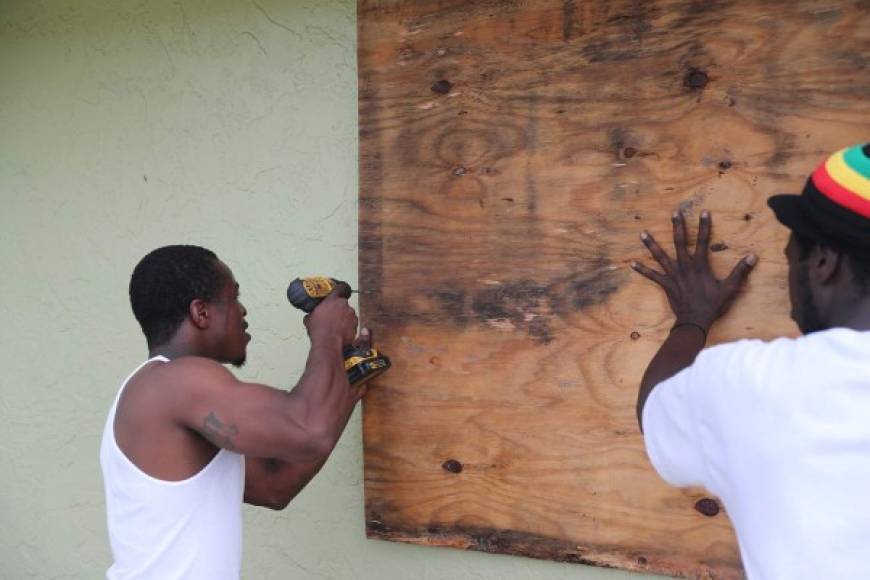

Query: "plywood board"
(358, 1), (870, 576)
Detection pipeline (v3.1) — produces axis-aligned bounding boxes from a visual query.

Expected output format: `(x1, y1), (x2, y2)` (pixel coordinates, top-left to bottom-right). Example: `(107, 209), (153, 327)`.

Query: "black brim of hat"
(767, 194), (825, 240)
(769, 187), (870, 253)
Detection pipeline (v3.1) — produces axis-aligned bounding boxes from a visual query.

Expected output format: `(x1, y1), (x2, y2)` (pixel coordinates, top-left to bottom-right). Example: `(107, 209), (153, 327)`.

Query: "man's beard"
(231, 356), (246, 368)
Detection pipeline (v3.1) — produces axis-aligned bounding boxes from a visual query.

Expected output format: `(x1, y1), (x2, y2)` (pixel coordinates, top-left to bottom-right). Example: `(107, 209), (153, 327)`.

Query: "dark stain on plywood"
(421, 260), (625, 343)
(365, 517), (739, 578)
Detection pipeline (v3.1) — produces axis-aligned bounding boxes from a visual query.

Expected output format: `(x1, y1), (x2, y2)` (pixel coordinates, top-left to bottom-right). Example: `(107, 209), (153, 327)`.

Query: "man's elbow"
(246, 491), (293, 511)
(264, 494), (293, 511)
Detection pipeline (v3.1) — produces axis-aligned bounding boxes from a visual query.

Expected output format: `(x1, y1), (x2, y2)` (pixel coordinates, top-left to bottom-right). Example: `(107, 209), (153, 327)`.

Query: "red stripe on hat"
(813, 162), (870, 218)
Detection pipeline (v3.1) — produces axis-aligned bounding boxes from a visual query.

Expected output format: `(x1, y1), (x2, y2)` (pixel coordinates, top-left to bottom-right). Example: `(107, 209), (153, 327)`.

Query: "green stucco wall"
(0, 1), (655, 578)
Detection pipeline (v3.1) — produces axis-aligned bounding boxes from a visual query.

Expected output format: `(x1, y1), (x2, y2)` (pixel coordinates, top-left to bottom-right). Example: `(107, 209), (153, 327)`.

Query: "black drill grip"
(286, 277), (352, 313)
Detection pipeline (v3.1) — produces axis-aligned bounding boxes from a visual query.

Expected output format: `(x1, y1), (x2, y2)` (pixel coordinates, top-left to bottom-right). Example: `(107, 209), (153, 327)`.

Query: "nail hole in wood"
(431, 79), (452, 94)
(442, 459), (463, 474)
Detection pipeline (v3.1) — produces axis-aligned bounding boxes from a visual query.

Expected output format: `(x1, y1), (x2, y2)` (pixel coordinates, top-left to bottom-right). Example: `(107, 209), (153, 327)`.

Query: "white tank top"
(100, 356), (245, 580)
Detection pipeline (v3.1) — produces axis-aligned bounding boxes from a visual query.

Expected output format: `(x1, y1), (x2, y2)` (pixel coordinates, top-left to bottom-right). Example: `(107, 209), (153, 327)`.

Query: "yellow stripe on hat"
(826, 148), (870, 200)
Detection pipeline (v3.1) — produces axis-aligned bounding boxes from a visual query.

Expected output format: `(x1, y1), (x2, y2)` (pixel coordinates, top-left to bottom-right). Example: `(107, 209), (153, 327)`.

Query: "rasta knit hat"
(768, 143), (870, 252)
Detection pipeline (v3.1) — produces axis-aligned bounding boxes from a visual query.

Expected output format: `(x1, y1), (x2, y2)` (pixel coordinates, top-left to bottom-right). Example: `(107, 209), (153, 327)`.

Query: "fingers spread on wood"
(726, 254), (758, 289)
(631, 261), (668, 288)
(695, 210), (711, 264)
(672, 211), (691, 266)
(640, 231), (675, 276)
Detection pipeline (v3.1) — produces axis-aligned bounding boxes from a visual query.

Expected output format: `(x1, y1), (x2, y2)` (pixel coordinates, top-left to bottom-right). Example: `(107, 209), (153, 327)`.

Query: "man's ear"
(813, 245), (842, 285)
(189, 298), (211, 330)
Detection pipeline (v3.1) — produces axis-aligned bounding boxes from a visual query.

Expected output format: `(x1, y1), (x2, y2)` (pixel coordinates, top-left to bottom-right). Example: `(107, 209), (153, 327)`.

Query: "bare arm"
(243, 328), (375, 509)
(171, 292), (363, 463)
(631, 210), (756, 431)
(636, 325), (706, 429)
(243, 456), (327, 510)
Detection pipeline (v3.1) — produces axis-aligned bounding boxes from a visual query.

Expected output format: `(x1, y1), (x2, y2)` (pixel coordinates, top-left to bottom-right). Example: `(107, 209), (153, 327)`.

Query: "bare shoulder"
(162, 355), (235, 377)
(114, 357), (236, 435)
(127, 356), (251, 435)
(152, 356), (240, 396)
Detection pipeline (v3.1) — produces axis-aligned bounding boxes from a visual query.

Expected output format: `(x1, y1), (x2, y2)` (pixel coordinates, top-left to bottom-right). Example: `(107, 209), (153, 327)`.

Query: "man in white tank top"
(100, 245), (367, 579)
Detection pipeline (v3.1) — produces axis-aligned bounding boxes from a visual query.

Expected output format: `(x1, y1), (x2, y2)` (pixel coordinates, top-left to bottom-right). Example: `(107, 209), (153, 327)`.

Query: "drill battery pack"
(343, 346), (391, 387)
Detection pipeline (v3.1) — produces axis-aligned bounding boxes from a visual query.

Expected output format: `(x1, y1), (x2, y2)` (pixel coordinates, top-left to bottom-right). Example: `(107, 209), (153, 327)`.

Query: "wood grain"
(358, 0), (870, 577)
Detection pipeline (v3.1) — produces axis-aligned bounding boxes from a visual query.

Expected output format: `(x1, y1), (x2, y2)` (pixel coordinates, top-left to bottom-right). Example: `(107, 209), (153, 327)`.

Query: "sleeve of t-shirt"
(641, 362), (709, 488)
(642, 339), (767, 490)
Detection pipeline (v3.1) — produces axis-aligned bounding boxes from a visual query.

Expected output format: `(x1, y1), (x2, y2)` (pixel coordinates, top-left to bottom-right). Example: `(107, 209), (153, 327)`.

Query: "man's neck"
(149, 340), (207, 361)
(827, 295), (870, 331)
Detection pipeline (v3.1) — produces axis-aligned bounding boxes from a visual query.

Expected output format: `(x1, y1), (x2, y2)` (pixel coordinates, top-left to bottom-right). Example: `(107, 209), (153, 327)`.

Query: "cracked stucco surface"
(0, 1), (654, 578)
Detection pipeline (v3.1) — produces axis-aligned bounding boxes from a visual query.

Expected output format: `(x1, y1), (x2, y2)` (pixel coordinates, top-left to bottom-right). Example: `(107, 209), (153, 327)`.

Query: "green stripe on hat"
(843, 144), (870, 179)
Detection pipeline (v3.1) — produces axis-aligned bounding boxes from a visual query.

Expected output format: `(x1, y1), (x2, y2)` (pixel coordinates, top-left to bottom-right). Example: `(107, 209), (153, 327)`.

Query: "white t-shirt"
(643, 328), (870, 579)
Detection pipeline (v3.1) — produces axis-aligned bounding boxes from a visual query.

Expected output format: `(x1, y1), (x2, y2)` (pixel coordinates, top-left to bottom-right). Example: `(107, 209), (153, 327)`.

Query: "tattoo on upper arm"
(203, 411), (239, 450)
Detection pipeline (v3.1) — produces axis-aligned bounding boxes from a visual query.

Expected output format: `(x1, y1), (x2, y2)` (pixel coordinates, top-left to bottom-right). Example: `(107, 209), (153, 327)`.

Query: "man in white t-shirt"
(631, 143), (870, 579)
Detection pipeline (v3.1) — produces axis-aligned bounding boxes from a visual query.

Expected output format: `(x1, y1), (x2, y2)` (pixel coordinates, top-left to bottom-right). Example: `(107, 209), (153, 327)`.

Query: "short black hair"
(129, 245), (227, 348)
(794, 234), (870, 290)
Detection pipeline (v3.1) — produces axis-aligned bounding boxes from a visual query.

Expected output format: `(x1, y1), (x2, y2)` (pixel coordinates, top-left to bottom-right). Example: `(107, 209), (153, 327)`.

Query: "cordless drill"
(286, 277), (391, 387)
